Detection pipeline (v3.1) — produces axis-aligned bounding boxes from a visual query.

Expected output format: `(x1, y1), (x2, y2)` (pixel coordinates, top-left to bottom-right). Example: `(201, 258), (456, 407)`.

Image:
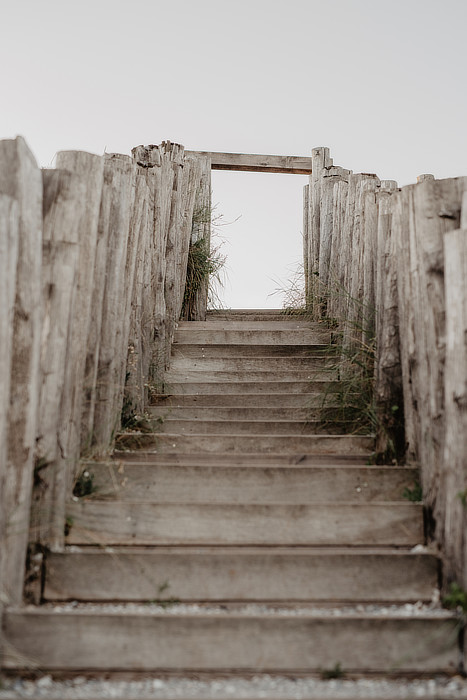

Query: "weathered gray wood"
(65, 501), (422, 546)
(0, 137), (42, 606)
(442, 220), (467, 586)
(32, 168), (82, 545)
(3, 609), (457, 673)
(80, 462), (420, 503)
(307, 147), (333, 318)
(173, 328), (331, 344)
(52, 150), (104, 549)
(374, 184), (403, 456)
(303, 184), (309, 303)
(124, 170), (151, 415)
(164, 154), (201, 361)
(91, 155), (136, 451)
(185, 150), (314, 174)
(44, 547), (438, 603)
(0, 194), (19, 608)
(319, 167), (351, 291)
(395, 178), (467, 492)
(182, 156), (212, 320)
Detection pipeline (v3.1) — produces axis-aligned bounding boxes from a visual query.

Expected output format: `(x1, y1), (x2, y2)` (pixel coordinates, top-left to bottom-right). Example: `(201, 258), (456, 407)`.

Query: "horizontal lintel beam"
(185, 151), (313, 174)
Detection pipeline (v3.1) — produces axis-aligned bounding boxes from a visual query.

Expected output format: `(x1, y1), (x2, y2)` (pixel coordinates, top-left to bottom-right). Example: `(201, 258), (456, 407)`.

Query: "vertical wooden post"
(183, 155), (212, 320)
(0, 137), (42, 605)
(0, 194), (19, 607)
(307, 147), (332, 318)
(442, 193), (467, 586)
(91, 155), (136, 452)
(31, 168), (82, 545)
(302, 184), (309, 305)
(51, 150), (104, 549)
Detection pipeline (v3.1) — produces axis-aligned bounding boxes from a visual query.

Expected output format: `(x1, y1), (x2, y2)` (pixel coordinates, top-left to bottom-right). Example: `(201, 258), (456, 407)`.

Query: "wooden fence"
(0, 137), (211, 606)
(304, 149), (467, 588)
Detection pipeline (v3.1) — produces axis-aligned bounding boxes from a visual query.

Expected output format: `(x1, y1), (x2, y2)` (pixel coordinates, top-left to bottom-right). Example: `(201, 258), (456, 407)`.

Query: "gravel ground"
(31, 602), (454, 617)
(1, 674), (467, 699)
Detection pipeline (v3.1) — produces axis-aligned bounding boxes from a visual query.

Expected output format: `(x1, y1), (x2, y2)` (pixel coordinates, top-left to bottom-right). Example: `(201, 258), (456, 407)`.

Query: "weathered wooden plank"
(173, 329), (331, 344)
(0, 194), (19, 609)
(0, 137), (42, 606)
(44, 547), (438, 603)
(4, 609), (457, 672)
(80, 463), (420, 503)
(374, 184), (403, 457)
(182, 156), (212, 320)
(185, 150), (313, 174)
(91, 154), (136, 451)
(65, 501), (422, 546)
(442, 217), (467, 586)
(32, 168), (82, 544)
(51, 150), (104, 549)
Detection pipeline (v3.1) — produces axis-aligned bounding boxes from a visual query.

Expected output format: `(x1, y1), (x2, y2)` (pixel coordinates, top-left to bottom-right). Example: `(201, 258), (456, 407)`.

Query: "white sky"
(2, 0), (466, 308)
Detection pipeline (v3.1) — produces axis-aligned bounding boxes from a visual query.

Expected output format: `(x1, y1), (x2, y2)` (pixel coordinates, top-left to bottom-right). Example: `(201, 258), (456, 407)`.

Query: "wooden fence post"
(91, 154), (136, 452)
(442, 193), (467, 587)
(31, 168), (82, 545)
(0, 137), (42, 605)
(307, 147), (333, 317)
(50, 150), (104, 549)
(182, 155), (212, 321)
(395, 176), (467, 506)
(0, 194), (20, 607)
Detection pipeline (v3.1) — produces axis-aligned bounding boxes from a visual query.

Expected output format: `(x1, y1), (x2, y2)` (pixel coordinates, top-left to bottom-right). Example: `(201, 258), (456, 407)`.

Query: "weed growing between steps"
(182, 204), (228, 319)
(274, 268), (405, 464)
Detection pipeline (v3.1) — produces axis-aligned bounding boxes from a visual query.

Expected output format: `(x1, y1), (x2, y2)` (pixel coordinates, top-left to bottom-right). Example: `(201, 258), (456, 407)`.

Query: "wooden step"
(155, 418), (361, 435)
(3, 608), (458, 673)
(82, 463), (419, 503)
(150, 392), (347, 408)
(164, 369), (339, 383)
(115, 432), (374, 454)
(43, 547), (439, 603)
(178, 320), (326, 329)
(148, 405), (361, 420)
(65, 502), (423, 546)
(171, 343), (334, 357)
(161, 380), (343, 394)
(173, 329), (332, 345)
(169, 356), (335, 371)
(112, 451), (372, 466)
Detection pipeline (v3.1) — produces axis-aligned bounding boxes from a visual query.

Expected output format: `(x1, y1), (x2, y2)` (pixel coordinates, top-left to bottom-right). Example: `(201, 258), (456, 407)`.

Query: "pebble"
(35, 601), (455, 617)
(1, 674), (467, 699)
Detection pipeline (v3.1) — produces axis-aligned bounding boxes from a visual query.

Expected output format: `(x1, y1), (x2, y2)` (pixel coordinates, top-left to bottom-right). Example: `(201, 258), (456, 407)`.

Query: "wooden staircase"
(1, 310), (461, 678)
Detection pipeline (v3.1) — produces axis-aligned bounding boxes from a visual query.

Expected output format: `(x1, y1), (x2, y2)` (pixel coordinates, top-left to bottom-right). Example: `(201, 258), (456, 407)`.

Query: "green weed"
(320, 662), (345, 680)
(442, 583), (467, 614)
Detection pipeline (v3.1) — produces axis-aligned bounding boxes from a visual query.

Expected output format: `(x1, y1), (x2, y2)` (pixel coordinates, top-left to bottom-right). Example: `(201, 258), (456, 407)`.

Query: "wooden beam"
(185, 151), (313, 174)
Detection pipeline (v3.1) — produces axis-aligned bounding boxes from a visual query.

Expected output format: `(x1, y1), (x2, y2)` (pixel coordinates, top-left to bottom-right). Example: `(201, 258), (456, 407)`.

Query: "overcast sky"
(2, 0), (466, 308)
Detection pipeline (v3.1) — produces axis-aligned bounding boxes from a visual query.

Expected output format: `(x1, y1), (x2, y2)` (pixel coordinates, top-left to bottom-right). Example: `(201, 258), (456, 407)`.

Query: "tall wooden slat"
(183, 156), (212, 321)
(51, 150), (104, 550)
(374, 182), (403, 456)
(91, 155), (136, 451)
(31, 168), (82, 545)
(442, 200), (467, 586)
(0, 137), (42, 605)
(0, 194), (19, 608)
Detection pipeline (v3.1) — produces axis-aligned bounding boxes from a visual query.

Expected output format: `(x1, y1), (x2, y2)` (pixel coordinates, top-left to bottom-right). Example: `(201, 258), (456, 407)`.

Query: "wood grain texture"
(44, 547), (438, 603)
(81, 462), (420, 504)
(3, 609), (457, 673)
(185, 150), (313, 174)
(32, 168), (82, 545)
(0, 137), (42, 605)
(442, 220), (467, 586)
(65, 501), (423, 546)
(0, 194), (19, 609)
